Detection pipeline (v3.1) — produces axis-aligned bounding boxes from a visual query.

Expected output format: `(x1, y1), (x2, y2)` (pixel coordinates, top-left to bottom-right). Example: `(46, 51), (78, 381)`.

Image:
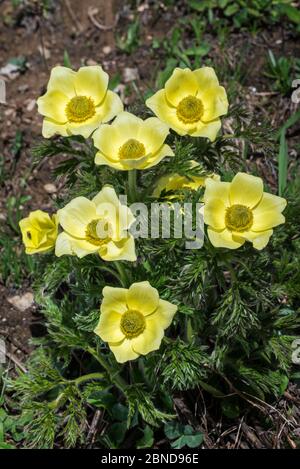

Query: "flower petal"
(229, 173), (263, 208)
(234, 229), (273, 250)
(97, 90), (124, 123)
(101, 286), (128, 315)
(37, 90), (69, 123)
(47, 66), (76, 97)
(252, 192), (287, 231)
(58, 197), (97, 238)
(127, 281), (159, 315)
(193, 67), (220, 92)
(204, 198), (227, 230)
(141, 144), (174, 169)
(200, 86), (228, 122)
(131, 320), (164, 355)
(207, 227), (244, 249)
(55, 232), (99, 258)
(55, 232), (74, 256)
(101, 236), (136, 262)
(146, 90), (186, 133)
(93, 124), (124, 160)
(94, 311), (124, 342)
(41, 118), (69, 138)
(191, 118), (221, 141)
(165, 68), (198, 106)
(138, 117), (170, 154)
(109, 338), (139, 363)
(203, 179), (230, 206)
(150, 299), (177, 329)
(74, 66), (108, 105)
(67, 113), (103, 138)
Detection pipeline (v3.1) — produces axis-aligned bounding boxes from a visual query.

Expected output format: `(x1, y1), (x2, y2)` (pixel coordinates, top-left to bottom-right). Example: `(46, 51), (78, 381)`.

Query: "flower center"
(176, 95), (204, 124)
(85, 219), (111, 246)
(225, 204), (253, 232)
(120, 310), (146, 339)
(66, 96), (95, 123)
(118, 139), (146, 160)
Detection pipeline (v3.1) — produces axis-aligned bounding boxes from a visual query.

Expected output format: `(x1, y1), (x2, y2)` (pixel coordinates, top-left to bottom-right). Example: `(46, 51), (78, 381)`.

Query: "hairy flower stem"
(115, 261), (131, 288)
(128, 169), (138, 203)
(88, 347), (128, 393)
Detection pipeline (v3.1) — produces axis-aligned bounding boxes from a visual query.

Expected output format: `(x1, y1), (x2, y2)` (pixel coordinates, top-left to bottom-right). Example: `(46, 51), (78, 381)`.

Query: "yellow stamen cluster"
(118, 139), (146, 160)
(66, 96), (95, 123)
(225, 204), (253, 232)
(176, 95), (204, 124)
(120, 310), (146, 338)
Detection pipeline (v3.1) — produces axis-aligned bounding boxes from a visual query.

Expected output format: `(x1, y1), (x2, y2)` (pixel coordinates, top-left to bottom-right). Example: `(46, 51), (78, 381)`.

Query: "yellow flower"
(37, 66), (123, 139)
(93, 111), (174, 170)
(19, 210), (58, 254)
(153, 161), (220, 198)
(146, 67), (228, 141)
(94, 281), (177, 363)
(55, 186), (136, 261)
(204, 172), (287, 250)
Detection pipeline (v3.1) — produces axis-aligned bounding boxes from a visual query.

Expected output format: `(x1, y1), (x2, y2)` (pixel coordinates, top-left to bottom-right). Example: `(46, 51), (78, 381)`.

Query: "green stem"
(88, 347), (127, 393)
(73, 372), (105, 386)
(115, 261), (130, 288)
(100, 265), (124, 284)
(128, 169), (138, 203)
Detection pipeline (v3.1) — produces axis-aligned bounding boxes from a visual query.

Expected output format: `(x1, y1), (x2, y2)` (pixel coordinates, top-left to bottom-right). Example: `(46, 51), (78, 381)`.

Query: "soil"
(0, 0), (300, 448)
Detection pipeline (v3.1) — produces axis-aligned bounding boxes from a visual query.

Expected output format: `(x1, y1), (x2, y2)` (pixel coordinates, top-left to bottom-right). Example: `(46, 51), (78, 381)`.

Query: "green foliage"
(165, 421), (203, 449)
(265, 50), (300, 96)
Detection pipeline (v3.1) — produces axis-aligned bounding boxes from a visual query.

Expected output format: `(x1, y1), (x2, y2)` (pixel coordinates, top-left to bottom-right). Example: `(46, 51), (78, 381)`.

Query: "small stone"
(123, 67), (139, 83)
(8, 292), (34, 312)
(102, 46), (112, 55)
(43, 183), (57, 194)
(86, 59), (97, 66)
(26, 99), (36, 112)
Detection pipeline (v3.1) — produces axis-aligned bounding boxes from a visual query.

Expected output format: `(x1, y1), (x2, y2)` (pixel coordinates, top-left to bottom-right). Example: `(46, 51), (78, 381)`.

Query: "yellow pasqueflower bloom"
(55, 186), (136, 261)
(146, 67), (228, 141)
(37, 65), (123, 139)
(93, 111), (174, 170)
(153, 160), (220, 198)
(204, 172), (287, 250)
(94, 281), (177, 363)
(19, 210), (58, 254)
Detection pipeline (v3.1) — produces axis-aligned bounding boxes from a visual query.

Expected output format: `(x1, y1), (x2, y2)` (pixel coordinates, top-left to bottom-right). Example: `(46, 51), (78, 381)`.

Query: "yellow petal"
(146, 90), (186, 134)
(204, 179), (230, 206)
(131, 320), (164, 355)
(94, 152), (124, 169)
(165, 68), (198, 106)
(93, 185), (121, 208)
(141, 144), (174, 169)
(42, 118), (69, 138)
(94, 311), (124, 342)
(113, 111), (142, 139)
(55, 232), (99, 257)
(74, 66), (108, 105)
(137, 117), (170, 154)
(37, 90), (69, 123)
(234, 229), (273, 250)
(204, 199), (226, 230)
(101, 286), (128, 315)
(47, 66), (76, 98)
(200, 86), (228, 122)
(229, 172), (263, 208)
(58, 197), (97, 238)
(101, 236), (136, 262)
(150, 299), (177, 329)
(193, 67), (220, 91)
(98, 90), (124, 123)
(67, 113), (103, 138)
(93, 124), (124, 160)
(55, 232), (74, 256)
(252, 209), (285, 231)
(191, 118), (221, 141)
(127, 281), (159, 315)
(207, 227), (244, 249)
(109, 338), (139, 363)
(252, 192), (287, 231)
